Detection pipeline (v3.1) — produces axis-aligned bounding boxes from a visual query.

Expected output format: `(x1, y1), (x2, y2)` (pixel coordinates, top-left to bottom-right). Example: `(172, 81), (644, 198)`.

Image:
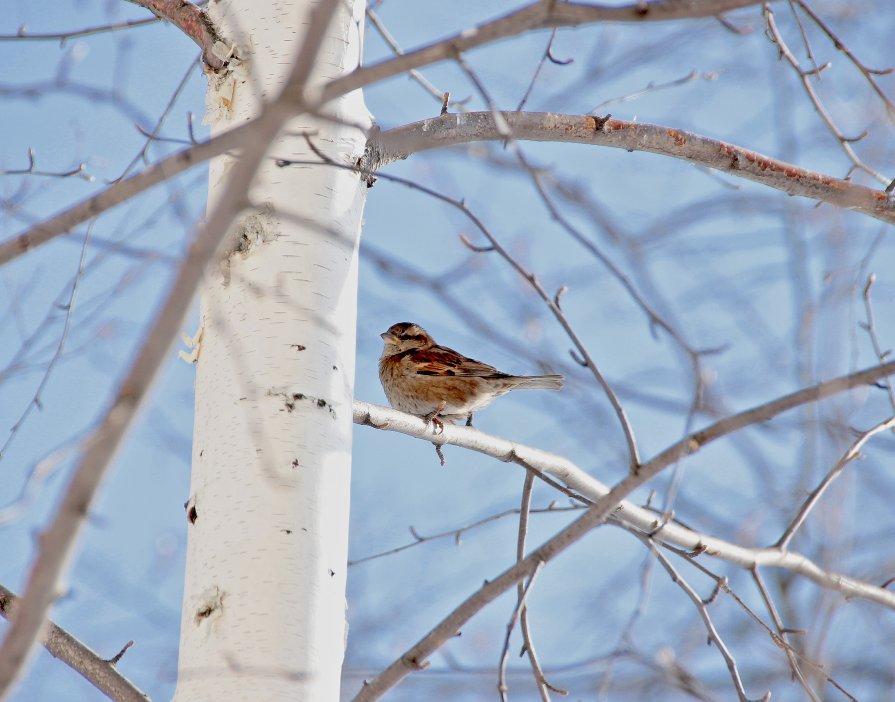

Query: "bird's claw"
(423, 401), (447, 435)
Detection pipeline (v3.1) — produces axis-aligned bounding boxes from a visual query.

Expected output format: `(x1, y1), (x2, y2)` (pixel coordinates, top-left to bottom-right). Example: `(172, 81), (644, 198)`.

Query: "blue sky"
(2, 1), (895, 700)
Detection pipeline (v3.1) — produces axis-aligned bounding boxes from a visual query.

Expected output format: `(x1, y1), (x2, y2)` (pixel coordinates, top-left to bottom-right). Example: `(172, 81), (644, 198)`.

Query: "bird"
(378, 322), (563, 428)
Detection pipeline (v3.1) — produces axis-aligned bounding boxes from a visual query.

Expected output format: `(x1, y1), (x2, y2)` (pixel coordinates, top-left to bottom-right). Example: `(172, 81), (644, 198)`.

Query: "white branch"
(353, 400), (895, 609)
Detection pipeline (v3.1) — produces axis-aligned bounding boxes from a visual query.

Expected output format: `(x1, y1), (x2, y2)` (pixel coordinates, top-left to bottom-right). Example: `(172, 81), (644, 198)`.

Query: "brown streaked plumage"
(378, 322), (563, 426)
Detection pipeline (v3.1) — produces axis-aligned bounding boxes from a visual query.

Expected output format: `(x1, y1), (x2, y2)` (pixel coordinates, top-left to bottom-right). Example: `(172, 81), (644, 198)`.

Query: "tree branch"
(365, 112), (895, 225)
(0, 121), (254, 267)
(353, 393), (895, 605)
(124, 0), (229, 69)
(352, 357), (895, 699)
(633, 534), (767, 702)
(323, 0), (763, 100)
(0, 584), (148, 702)
(4, 2), (884, 269)
(774, 415), (895, 550)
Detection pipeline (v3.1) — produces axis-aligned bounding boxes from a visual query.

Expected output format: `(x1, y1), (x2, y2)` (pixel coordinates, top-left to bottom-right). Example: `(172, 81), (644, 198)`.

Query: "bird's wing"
(411, 346), (508, 378)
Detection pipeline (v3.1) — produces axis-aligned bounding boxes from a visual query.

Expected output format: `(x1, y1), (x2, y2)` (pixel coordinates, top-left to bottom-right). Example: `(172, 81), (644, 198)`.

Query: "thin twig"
(348, 504), (584, 566)
(497, 561), (545, 702)
(0, 148), (91, 180)
(516, 28), (570, 112)
(750, 567), (822, 702)
(791, 0), (894, 116)
(365, 8), (468, 112)
(861, 275), (895, 411)
(0, 220), (96, 461)
(0, 16), (161, 42)
(114, 56), (201, 182)
(763, 5), (888, 185)
(597, 542), (656, 699)
(590, 69), (699, 112)
(634, 533), (767, 702)
(498, 472), (534, 701)
(775, 415), (895, 549)
(455, 56), (642, 469)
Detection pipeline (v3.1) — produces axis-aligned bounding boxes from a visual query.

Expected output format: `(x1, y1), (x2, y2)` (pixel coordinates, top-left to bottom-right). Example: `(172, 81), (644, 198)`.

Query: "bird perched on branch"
(378, 322), (563, 428)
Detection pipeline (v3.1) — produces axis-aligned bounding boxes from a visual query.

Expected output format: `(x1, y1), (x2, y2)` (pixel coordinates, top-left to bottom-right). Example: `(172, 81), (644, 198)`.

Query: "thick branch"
(125, 0), (227, 69)
(365, 113), (895, 225)
(0, 584), (148, 702)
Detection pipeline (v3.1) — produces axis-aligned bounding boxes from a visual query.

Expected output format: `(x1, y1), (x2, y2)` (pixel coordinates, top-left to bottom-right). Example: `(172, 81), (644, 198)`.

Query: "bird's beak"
(380, 331), (398, 345)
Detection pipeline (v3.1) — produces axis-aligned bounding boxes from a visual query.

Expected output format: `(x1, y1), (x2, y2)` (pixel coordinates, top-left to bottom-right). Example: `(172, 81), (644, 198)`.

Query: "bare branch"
(750, 567), (822, 701)
(0, 120), (254, 266)
(0, 17), (160, 42)
(354, 390), (895, 609)
(775, 415), (895, 550)
(366, 9), (468, 112)
(497, 473), (566, 700)
(515, 474), (566, 699)
(763, 4), (887, 184)
(325, 1), (764, 101)
(348, 504), (584, 566)
(7, 5), (887, 269)
(365, 112), (895, 225)
(791, 0), (895, 116)
(862, 274), (895, 411)
(634, 534), (768, 702)
(124, 0), (230, 69)
(502, 565), (545, 699)
(0, 584), (148, 702)
(352, 355), (895, 700)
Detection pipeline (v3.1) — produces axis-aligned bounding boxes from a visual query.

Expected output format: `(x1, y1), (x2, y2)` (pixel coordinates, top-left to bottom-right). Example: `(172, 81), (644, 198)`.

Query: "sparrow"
(378, 322), (563, 427)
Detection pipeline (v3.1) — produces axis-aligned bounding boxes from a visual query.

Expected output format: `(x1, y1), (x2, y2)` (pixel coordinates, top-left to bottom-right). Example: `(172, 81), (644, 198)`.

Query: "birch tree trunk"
(172, 1), (369, 700)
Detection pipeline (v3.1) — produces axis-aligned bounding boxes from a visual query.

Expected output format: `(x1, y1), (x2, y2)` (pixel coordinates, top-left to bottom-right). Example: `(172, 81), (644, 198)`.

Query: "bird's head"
(380, 322), (434, 357)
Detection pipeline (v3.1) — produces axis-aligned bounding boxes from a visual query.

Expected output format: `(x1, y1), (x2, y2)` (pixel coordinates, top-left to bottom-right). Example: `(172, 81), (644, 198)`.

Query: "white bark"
(172, 1), (369, 700)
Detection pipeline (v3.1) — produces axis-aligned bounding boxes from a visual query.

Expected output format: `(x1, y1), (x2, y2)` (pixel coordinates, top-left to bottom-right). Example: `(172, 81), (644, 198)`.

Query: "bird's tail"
(513, 374), (564, 390)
